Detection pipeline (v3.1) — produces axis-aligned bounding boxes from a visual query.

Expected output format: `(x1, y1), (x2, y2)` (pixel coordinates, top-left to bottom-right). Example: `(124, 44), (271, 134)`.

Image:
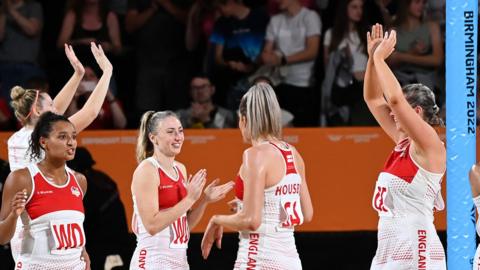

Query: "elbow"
(244, 216), (261, 231)
(303, 210), (313, 223)
(145, 226), (157, 236)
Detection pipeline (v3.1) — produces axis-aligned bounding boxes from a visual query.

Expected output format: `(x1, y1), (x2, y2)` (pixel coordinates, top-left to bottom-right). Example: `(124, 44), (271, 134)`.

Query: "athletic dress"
(8, 127), (44, 263)
(130, 158), (190, 270)
(234, 142), (304, 270)
(370, 138), (446, 270)
(16, 164), (86, 270)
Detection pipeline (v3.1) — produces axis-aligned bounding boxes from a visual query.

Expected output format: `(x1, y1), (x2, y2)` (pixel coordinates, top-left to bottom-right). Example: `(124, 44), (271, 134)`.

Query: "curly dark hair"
(29, 112), (73, 161)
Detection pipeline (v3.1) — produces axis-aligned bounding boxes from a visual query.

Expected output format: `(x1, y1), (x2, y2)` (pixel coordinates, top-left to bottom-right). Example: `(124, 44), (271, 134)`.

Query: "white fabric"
(266, 7), (321, 87)
(16, 164), (85, 269)
(323, 29), (368, 86)
(370, 145), (446, 269)
(130, 158), (189, 270)
(234, 145), (303, 269)
(8, 127), (43, 172)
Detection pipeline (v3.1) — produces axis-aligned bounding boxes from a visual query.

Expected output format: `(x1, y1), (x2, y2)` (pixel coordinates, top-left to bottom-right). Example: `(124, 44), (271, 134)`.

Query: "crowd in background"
(0, 0), (448, 130)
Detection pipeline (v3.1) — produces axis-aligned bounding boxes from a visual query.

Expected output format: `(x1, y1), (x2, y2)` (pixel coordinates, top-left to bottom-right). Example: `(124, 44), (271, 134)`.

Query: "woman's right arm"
(363, 24), (398, 142)
(0, 170), (30, 244)
(293, 149), (313, 223)
(68, 43), (112, 132)
(131, 161), (206, 236)
(53, 45), (85, 115)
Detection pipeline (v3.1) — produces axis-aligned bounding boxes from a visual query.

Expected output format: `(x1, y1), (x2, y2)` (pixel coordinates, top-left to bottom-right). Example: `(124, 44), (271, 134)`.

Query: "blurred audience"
(210, 0), (269, 107)
(0, 0), (44, 101)
(126, 0), (192, 115)
(388, 0), (443, 94)
(261, 0), (321, 127)
(57, 0), (122, 73)
(65, 66), (127, 129)
(185, 0), (218, 74)
(177, 74), (236, 129)
(323, 0), (375, 126)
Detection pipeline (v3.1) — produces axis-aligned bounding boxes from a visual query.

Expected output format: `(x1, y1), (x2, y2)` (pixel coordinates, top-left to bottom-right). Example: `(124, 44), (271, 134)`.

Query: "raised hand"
(65, 44), (85, 75)
(90, 42), (113, 73)
(11, 189), (27, 217)
(367, 23), (384, 57)
(374, 30), (396, 61)
(203, 179), (234, 203)
(186, 169), (207, 202)
(201, 218), (223, 259)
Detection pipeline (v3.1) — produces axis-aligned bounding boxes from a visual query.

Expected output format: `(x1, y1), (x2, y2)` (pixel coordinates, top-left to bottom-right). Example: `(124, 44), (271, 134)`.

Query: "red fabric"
(157, 167), (187, 210)
(382, 141), (419, 184)
(26, 171), (84, 220)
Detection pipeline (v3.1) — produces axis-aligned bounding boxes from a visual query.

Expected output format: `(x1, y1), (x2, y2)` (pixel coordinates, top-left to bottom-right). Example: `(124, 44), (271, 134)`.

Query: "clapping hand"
(367, 23), (384, 57)
(373, 30), (396, 61)
(65, 44), (85, 75)
(90, 42), (113, 74)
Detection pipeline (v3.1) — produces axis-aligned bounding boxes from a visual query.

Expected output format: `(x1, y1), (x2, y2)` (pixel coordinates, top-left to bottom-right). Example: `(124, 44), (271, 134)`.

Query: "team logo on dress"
(71, 186), (81, 197)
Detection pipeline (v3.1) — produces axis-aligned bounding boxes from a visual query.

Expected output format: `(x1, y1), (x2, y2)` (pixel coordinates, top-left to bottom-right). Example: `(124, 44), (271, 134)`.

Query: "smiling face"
(150, 116), (184, 157)
(40, 121), (77, 161)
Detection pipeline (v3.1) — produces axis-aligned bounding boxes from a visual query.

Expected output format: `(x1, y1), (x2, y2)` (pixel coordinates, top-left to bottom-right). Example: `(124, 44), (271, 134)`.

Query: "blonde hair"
(136, 110), (179, 162)
(10, 86), (41, 124)
(239, 83), (282, 141)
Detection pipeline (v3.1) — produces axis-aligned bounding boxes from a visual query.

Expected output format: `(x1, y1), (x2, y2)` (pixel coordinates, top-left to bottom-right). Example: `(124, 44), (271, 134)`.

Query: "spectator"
(0, 0), (44, 100)
(323, 0), (375, 126)
(65, 66), (127, 129)
(67, 147), (133, 270)
(126, 0), (192, 115)
(261, 0), (321, 127)
(185, 0), (218, 74)
(0, 95), (13, 130)
(210, 0), (269, 107)
(388, 0), (443, 93)
(177, 74), (235, 129)
(57, 0), (122, 63)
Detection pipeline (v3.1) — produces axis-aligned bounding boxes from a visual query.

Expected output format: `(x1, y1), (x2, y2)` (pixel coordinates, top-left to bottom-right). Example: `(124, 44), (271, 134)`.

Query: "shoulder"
(133, 159), (159, 184)
(426, 21), (440, 35)
(73, 171), (87, 193)
(471, 164), (480, 180)
(242, 144), (275, 164)
(5, 168), (31, 192)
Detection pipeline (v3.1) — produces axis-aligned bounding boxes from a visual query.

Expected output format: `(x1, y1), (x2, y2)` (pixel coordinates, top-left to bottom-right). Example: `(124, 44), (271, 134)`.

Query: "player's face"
(153, 116), (184, 157)
(41, 121), (77, 161)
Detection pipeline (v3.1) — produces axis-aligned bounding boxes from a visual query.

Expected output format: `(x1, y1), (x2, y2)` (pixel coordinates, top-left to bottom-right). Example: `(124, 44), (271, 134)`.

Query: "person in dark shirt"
(210, 0), (269, 106)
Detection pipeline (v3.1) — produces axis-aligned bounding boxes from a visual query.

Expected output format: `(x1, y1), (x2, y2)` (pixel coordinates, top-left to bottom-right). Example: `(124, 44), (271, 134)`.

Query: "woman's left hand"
(373, 30), (396, 61)
(204, 179), (234, 203)
(201, 217), (223, 259)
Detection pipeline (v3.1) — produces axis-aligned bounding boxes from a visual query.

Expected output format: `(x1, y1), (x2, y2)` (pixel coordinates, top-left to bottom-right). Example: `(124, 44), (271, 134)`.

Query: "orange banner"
(0, 128), (449, 232)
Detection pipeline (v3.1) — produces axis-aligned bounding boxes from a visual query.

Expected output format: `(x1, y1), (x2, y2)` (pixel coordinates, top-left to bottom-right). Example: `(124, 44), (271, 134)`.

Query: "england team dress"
(8, 127), (43, 262)
(234, 142), (304, 270)
(130, 158), (190, 270)
(16, 164), (86, 270)
(370, 138), (446, 270)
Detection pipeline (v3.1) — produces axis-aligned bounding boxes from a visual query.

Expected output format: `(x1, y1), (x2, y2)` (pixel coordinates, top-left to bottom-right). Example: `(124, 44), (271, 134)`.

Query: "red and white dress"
(16, 164), (86, 270)
(370, 138), (446, 270)
(234, 142), (304, 270)
(130, 158), (190, 270)
(8, 127), (43, 263)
